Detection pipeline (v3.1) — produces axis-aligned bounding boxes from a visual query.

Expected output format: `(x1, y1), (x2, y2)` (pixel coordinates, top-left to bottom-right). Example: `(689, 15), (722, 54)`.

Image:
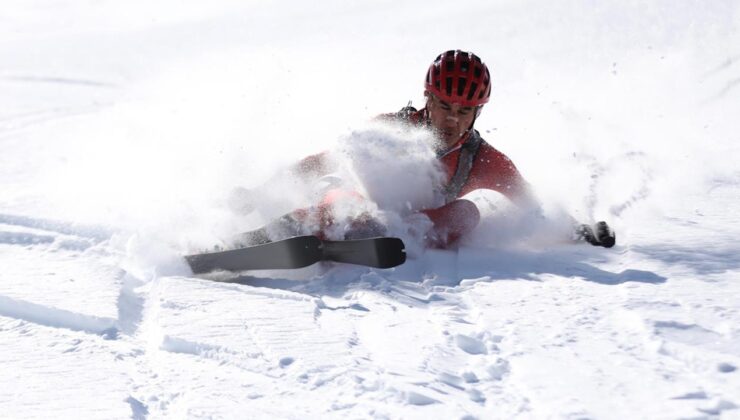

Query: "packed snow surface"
(2, 1), (740, 418)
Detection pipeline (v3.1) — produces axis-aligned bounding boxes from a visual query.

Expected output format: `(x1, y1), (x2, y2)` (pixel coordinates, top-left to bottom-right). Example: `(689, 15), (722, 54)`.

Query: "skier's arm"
(506, 186), (616, 248)
(471, 146), (541, 212)
(471, 148), (615, 247)
(500, 171), (615, 248)
(500, 172), (615, 248)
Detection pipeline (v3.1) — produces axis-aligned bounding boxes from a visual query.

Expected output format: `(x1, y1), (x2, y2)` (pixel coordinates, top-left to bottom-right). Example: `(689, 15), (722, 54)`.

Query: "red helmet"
(424, 50), (491, 107)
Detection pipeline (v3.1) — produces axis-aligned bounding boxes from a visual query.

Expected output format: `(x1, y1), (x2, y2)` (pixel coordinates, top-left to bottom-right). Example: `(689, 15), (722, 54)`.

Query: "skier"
(230, 50), (615, 249)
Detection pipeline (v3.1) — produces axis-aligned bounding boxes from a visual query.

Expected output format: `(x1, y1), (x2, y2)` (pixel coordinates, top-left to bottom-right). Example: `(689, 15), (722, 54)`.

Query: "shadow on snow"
(196, 244), (668, 303)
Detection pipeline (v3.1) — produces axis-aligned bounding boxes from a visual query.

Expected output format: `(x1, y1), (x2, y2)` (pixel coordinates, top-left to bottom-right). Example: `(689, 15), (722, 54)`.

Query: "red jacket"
(295, 106), (534, 208)
(379, 107), (534, 206)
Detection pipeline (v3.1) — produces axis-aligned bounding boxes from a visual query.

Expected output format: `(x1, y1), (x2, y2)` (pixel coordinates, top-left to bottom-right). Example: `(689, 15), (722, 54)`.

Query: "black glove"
(575, 221), (616, 248)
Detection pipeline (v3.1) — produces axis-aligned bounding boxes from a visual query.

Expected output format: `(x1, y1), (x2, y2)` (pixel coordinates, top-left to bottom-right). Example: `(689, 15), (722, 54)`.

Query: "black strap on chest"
(443, 130), (483, 203)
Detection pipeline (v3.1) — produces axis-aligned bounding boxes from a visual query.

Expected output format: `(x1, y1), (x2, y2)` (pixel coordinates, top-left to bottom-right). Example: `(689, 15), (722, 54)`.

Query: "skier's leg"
(315, 188), (364, 231)
(317, 188), (387, 240)
(421, 199), (480, 248)
(231, 209), (310, 247)
(232, 188), (384, 246)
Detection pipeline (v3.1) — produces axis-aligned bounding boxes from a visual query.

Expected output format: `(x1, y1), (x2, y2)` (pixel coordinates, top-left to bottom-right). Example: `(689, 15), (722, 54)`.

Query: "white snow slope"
(2, 1), (740, 419)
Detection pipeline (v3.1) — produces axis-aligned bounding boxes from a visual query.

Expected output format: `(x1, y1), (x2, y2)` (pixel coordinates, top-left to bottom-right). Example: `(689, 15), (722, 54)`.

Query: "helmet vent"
(467, 82), (478, 100)
(457, 78), (466, 96)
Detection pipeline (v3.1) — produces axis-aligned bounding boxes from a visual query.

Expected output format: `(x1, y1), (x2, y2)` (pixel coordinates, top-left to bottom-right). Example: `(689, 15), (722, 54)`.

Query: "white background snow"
(1, 0), (740, 418)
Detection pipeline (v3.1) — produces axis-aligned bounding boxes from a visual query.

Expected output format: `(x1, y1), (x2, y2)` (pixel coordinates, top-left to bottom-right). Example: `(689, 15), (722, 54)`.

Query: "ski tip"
(375, 237), (406, 268)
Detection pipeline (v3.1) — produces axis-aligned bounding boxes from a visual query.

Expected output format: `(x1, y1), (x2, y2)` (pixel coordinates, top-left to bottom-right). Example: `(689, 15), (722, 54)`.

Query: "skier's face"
(426, 92), (479, 148)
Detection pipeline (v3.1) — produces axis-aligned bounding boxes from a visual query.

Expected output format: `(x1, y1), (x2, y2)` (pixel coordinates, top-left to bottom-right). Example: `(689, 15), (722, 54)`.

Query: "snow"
(2, 0), (740, 418)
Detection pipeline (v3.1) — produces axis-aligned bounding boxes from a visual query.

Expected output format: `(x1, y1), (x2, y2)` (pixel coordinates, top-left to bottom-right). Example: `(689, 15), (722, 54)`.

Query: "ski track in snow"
(3, 2), (740, 418)
(1, 210), (739, 418)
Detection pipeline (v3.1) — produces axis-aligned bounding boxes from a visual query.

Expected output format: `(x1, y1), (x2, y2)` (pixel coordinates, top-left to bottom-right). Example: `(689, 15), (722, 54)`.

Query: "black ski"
(323, 237), (406, 269)
(185, 236), (406, 274)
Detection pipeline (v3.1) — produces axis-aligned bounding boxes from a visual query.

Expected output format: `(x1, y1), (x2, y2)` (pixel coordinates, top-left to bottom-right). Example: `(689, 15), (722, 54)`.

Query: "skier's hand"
(228, 187), (257, 215)
(575, 221), (616, 248)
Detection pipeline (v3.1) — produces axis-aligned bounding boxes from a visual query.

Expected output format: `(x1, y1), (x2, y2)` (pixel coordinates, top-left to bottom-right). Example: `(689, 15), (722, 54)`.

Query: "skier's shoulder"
(375, 102), (426, 125)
